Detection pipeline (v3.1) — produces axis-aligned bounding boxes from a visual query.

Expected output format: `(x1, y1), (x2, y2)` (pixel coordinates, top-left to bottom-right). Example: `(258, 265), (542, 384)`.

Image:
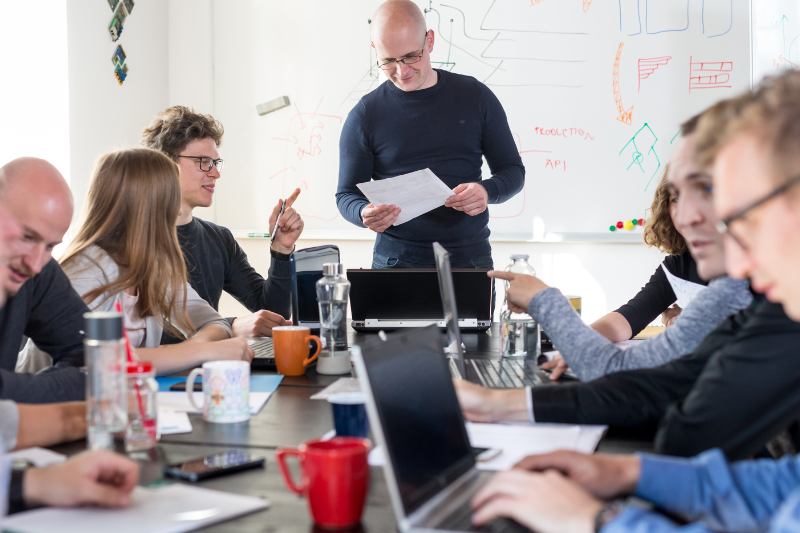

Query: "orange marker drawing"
(583, 0), (592, 12)
(613, 43), (633, 125)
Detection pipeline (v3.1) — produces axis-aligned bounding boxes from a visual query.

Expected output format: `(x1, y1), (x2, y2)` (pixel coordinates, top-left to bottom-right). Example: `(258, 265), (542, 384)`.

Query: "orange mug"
(273, 326), (321, 376)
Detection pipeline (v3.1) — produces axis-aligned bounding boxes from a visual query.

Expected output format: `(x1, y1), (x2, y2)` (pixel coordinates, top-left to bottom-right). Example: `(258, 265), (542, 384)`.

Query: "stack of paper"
(3, 483), (269, 533)
(368, 422), (608, 471)
(356, 168), (455, 225)
(157, 392), (272, 416)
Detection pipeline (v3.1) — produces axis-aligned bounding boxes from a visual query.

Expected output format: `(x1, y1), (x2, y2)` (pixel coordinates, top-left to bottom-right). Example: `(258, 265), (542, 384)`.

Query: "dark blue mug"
(328, 393), (369, 438)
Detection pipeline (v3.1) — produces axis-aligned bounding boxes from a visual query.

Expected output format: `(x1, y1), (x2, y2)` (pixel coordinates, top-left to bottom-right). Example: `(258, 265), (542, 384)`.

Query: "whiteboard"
(210, 0), (750, 240)
(752, 0), (800, 85)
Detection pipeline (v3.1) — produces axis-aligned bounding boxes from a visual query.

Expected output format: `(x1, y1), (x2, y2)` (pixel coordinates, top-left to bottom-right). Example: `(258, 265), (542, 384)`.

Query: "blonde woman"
(20, 149), (253, 375)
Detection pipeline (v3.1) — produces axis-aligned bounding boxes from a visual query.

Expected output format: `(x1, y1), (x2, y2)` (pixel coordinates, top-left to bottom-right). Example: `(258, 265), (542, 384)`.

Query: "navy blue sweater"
(336, 69), (525, 264)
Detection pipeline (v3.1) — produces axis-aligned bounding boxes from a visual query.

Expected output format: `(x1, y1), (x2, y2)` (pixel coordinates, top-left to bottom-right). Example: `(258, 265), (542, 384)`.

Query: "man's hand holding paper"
(445, 182), (489, 216)
(357, 168), (476, 229)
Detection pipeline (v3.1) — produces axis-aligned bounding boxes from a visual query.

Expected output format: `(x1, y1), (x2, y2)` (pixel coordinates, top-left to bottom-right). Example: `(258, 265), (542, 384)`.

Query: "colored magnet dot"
(616, 221), (624, 229)
(638, 218), (645, 226)
(631, 218), (638, 226)
(609, 225), (616, 232)
(623, 220), (634, 230)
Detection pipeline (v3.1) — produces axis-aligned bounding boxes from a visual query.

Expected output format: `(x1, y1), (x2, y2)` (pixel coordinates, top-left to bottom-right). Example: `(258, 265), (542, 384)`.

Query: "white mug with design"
(186, 360), (250, 423)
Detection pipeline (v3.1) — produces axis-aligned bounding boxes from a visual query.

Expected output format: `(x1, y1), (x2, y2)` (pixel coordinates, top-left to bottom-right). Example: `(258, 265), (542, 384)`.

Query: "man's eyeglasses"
(715, 173), (800, 250)
(376, 33), (428, 71)
(178, 156), (224, 172)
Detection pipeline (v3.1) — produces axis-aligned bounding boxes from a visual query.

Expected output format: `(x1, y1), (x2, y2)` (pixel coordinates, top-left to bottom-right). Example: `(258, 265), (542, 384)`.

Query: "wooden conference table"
(52, 324), (654, 533)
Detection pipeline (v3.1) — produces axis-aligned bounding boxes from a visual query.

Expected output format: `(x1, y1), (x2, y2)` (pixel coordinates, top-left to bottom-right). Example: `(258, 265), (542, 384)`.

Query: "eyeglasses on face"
(715, 173), (800, 250)
(376, 32), (429, 71)
(177, 155), (224, 172)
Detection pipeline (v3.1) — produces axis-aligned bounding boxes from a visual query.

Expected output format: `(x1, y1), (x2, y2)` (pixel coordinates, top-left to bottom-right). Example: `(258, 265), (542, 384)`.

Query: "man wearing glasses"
(336, 0), (524, 274)
(142, 106), (304, 339)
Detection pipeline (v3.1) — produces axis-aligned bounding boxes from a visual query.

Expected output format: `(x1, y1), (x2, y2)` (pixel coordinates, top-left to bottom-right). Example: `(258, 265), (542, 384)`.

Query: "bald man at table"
(335, 0), (525, 271)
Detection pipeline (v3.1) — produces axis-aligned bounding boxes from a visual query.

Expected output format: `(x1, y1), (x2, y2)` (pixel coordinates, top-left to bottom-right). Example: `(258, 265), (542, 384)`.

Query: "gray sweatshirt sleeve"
(0, 401), (19, 451)
(528, 276), (753, 381)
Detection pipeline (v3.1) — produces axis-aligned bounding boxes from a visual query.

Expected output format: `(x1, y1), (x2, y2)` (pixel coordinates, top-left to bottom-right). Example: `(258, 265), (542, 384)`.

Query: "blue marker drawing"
(619, 0), (733, 38)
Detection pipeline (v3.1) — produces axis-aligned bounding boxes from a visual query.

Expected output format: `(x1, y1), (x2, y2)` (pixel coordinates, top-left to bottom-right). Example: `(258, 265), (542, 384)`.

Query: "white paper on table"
(466, 423), (581, 470)
(309, 378), (361, 400)
(157, 392), (272, 416)
(7, 447), (66, 468)
(158, 410), (193, 435)
(575, 425), (608, 452)
(662, 263), (708, 308)
(356, 168), (455, 226)
(2, 483), (270, 533)
(368, 422), (604, 471)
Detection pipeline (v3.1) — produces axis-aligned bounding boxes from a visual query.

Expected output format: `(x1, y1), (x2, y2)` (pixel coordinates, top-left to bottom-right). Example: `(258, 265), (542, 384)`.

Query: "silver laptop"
(351, 326), (530, 533)
(433, 242), (547, 390)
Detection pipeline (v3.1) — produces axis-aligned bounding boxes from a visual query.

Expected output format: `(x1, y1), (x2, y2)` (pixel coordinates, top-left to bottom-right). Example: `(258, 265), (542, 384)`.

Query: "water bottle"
(84, 312), (128, 450)
(316, 263), (352, 375)
(499, 255), (541, 358)
(125, 361), (158, 453)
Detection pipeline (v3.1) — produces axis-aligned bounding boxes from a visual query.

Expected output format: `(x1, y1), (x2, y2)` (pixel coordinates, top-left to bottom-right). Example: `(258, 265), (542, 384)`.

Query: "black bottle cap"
(83, 312), (123, 341)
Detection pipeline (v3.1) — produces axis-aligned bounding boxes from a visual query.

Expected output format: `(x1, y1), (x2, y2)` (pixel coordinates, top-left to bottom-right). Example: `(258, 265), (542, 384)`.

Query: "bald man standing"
(0, 158), (88, 402)
(336, 0), (524, 272)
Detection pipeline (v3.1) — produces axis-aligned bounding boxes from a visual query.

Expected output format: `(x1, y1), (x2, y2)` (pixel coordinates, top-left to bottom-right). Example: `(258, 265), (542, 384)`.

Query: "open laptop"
(433, 242), (548, 389)
(290, 245), (340, 332)
(348, 269), (491, 332)
(351, 326), (529, 533)
(249, 245), (339, 369)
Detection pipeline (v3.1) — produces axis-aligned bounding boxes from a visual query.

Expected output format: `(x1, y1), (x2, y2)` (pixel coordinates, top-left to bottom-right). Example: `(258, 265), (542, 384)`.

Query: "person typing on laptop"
(466, 69), (800, 533)
(455, 91), (800, 461)
(336, 0), (524, 273)
(503, 115), (751, 382)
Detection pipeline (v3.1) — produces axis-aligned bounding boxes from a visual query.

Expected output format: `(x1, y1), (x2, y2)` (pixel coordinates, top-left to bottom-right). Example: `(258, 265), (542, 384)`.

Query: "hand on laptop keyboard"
(470, 469), (603, 533)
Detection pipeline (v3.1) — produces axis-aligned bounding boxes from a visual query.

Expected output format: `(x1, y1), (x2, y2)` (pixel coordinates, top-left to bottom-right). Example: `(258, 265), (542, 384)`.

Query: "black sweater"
(615, 250), (706, 336)
(531, 296), (800, 460)
(336, 69), (525, 265)
(176, 217), (292, 320)
(0, 259), (86, 402)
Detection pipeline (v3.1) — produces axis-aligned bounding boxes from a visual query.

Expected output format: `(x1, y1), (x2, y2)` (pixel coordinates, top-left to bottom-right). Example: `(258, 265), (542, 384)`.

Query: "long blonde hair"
(61, 148), (193, 337)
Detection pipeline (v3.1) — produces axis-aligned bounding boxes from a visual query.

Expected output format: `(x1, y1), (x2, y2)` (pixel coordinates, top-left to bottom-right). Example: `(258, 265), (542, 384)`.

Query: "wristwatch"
(594, 500), (626, 533)
(8, 459), (30, 514)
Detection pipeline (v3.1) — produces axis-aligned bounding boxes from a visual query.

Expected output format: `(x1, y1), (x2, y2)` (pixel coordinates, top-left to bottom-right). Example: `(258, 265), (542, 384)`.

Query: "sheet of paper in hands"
(356, 168), (455, 226)
(661, 263), (708, 308)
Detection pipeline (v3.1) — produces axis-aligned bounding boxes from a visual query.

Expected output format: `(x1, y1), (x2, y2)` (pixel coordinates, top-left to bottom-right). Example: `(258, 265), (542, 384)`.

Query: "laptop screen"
(359, 326), (475, 515)
(433, 243), (466, 378)
(290, 246), (339, 325)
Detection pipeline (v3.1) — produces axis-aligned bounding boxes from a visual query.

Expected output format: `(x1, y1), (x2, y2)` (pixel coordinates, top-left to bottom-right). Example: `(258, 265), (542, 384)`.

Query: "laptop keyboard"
(438, 500), (530, 533)
(469, 359), (542, 389)
(247, 338), (274, 360)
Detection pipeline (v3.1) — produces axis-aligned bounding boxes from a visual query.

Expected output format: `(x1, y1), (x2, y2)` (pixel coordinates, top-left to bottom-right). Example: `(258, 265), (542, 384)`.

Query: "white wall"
(0, 1), (70, 182)
(66, 0), (169, 221)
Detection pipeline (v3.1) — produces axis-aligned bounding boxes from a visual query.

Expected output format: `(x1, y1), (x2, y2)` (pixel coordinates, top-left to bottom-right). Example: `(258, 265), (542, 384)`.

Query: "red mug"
(276, 437), (371, 529)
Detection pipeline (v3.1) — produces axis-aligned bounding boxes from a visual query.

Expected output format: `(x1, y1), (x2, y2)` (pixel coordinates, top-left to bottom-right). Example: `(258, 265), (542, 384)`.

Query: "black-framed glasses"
(715, 173), (800, 250)
(376, 32), (428, 71)
(177, 155), (224, 172)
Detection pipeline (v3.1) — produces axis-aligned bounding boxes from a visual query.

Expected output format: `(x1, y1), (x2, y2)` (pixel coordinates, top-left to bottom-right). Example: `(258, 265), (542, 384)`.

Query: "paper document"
(369, 422), (605, 471)
(356, 168), (454, 225)
(662, 263), (708, 308)
(158, 410), (193, 435)
(158, 392), (272, 416)
(2, 483), (269, 533)
(310, 378), (361, 400)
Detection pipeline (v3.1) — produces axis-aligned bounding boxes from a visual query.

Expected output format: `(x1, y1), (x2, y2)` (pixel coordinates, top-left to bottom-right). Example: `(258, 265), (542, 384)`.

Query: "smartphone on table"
(163, 451), (266, 482)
